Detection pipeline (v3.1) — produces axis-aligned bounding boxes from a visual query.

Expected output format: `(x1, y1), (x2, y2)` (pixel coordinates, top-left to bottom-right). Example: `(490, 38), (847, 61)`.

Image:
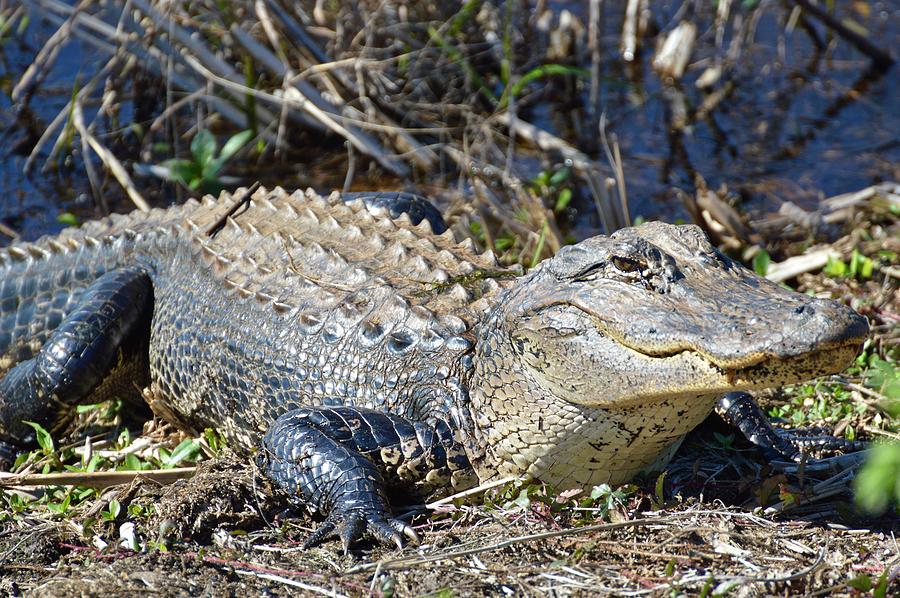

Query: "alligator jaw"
(586, 309), (869, 398)
(588, 300), (870, 372)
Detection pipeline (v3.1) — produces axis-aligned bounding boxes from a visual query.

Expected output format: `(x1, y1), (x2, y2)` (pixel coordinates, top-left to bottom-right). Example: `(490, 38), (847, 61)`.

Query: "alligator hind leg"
(0, 267), (152, 453)
(258, 406), (475, 552)
(716, 392), (866, 462)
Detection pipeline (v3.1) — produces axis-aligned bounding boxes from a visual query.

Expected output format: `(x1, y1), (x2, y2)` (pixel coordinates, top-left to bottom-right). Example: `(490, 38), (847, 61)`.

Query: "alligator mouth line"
(588, 316), (861, 384)
(586, 316), (769, 370)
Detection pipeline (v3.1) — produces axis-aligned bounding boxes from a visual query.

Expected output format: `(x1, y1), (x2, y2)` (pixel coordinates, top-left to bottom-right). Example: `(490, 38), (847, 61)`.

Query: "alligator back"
(1, 188), (512, 450)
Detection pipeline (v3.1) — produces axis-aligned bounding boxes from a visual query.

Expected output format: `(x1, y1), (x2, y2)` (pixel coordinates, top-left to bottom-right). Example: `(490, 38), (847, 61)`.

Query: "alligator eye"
(611, 256), (644, 273)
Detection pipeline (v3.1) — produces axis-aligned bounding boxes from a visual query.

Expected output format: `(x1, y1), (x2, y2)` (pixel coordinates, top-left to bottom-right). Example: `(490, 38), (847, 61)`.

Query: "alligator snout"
(684, 293), (868, 371)
(781, 297), (869, 353)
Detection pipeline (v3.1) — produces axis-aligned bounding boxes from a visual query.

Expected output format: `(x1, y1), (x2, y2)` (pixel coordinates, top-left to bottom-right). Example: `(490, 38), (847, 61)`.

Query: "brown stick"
(0, 467), (196, 489)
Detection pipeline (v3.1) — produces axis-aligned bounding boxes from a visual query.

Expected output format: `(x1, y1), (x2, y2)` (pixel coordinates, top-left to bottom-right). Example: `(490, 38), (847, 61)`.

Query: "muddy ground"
(1, 432), (897, 597)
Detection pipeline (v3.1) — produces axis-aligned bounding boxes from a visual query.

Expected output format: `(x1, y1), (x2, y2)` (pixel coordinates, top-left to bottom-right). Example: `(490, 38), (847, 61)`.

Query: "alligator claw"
(303, 508), (415, 553)
(390, 519), (420, 544)
(717, 392), (867, 463)
(770, 428), (867, 461)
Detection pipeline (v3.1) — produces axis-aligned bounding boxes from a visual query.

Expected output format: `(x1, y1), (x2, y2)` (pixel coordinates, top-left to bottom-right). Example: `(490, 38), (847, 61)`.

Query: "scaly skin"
(0, 187), (869, 548)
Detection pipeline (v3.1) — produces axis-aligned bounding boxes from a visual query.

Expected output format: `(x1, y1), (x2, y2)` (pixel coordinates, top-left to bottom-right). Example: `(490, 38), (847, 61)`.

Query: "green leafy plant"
(0, 12), (30, 44)
(864, 355), (900, 402)
(101, 499), (122, 522)
(56, 212), (79, 227)
(163, 129), (252, 194)
(752, 249), (770, 276)
(824, 249), (875, 280)
(46, 491), (73, 516)
(23, 421), (54, 454)
(497, 64), (590, 110)
(530, 166), (573, 213)
(159, 438), (202, 468)
(582, 483), (634, 519)
(847, 570), (891, 598)
(203, 428), (226, 455)
(854, 442), (900, 515)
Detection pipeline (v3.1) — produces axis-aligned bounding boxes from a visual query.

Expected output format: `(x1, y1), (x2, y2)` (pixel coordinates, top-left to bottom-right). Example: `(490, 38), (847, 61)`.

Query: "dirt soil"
(1, 432), (897, 597)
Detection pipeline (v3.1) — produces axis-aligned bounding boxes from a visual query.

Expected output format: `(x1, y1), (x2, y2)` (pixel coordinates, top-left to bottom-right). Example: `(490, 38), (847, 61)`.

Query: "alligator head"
(468, 222), (868, 487)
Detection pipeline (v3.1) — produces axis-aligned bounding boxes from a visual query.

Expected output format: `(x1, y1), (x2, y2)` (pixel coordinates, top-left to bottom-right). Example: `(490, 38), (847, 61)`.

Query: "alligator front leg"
(0, 267), (152, 456)
(716, 392), (865, 462)
(257, 406), (474, 552)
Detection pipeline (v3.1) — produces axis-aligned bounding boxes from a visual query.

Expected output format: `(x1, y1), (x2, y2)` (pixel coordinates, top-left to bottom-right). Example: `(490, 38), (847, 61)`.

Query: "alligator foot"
(716, 392), (867, 462)
(302, 506), (418, 553)
(257, 406), (473, 551)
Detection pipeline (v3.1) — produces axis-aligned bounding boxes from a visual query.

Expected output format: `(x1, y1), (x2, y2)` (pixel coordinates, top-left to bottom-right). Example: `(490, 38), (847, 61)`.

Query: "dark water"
(549, 0), (898, 223)
(1, 1), (897, 241)
(0, 13), (99, 241)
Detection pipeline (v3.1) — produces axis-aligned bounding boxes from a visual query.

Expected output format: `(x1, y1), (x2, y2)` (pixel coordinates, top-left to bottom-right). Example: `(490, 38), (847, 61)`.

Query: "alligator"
(0, 187), (869, 550)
